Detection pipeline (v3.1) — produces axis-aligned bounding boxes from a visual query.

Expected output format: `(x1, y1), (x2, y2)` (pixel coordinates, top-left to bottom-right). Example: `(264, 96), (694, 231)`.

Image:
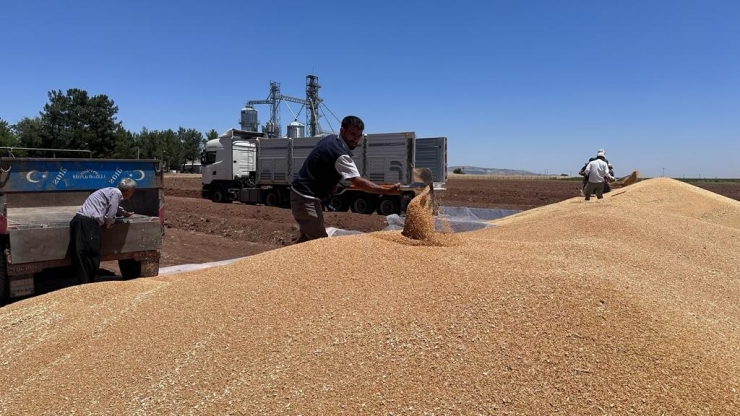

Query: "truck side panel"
(364, 132), (415, 184)
(7, 221), (162, 265)
(415, 137), (448, 187)
(256, 138), (291, 185)
(353, 136), (366, 177)
(291, 137), (323, 181)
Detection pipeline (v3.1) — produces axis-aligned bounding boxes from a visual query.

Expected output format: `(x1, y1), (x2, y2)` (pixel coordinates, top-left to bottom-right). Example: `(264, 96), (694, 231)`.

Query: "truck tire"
(350, 194), (377, 215)
(327, 194), (349, 212)
(210, 186), (229, 203)
(139, 259), (160, 277)
(118, 259), (140, 280)
(376, 196), (401, 216)
(118, 258), (160, 280)
(263, 189), (280, 207)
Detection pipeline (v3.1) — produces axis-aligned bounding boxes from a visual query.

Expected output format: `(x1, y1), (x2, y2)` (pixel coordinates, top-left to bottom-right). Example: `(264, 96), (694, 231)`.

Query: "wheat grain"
(1, 178), (739, 414)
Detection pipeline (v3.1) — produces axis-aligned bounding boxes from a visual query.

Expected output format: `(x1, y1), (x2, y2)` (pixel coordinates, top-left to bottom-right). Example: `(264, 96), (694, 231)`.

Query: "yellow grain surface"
(1, 177), (739, 415)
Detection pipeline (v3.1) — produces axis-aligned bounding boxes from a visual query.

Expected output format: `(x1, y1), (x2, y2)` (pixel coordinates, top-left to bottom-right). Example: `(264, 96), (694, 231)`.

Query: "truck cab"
(201, 129), (264, 203)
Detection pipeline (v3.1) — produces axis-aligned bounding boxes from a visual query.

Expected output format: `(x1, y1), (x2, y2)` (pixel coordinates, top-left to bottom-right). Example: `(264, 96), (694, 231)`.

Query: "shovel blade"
(413, 168), (435, 208)
(412, 167), (434, 185)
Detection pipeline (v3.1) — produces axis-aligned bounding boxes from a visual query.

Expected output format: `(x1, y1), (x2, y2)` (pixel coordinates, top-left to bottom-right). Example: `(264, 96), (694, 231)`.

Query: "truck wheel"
(210, 186), (228, 203)
(350, 194), (377, 215)
(139, 259), (160, 277)
(376, 196), (401, 216)
(328, 194), (349, 212)
(118, 259), (141, 280)
(119, 258), (160, 280)
(263, 189), (280, 207)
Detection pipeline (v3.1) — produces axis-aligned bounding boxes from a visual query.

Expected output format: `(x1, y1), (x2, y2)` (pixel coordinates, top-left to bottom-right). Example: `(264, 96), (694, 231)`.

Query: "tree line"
(0, 88), (219, 171)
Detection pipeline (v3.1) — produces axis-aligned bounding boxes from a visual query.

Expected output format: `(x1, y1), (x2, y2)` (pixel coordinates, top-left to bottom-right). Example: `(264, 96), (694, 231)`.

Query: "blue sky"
(1, 0), (738, 178)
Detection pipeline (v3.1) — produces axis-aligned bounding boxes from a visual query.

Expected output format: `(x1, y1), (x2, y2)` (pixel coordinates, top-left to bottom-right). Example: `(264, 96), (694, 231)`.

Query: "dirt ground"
(158, 175), (740, 268)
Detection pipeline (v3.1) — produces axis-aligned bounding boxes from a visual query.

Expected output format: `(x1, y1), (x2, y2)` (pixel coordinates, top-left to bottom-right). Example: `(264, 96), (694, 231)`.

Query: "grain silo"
(239, 106), (259, 132)
(287, 120), (305, 138)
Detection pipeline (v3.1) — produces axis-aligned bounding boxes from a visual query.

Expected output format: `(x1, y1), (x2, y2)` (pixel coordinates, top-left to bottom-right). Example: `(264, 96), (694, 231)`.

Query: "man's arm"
(335, 155), (401, 195)
(349, 176), (402, 195)
(605, 170), (616, 182)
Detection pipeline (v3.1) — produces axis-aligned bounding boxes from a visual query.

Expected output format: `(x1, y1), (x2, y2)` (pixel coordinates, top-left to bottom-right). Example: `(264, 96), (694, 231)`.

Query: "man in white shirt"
(583, 150), (615, 201)
(69, 178), (136, 283)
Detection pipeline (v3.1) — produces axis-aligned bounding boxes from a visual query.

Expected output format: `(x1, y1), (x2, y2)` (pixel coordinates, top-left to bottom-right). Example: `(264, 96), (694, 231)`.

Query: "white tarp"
(330, 206), (521, 236)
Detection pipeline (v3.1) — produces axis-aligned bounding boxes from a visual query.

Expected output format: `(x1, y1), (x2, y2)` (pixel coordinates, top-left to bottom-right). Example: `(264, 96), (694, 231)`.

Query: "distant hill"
(448, 166), (545, 176)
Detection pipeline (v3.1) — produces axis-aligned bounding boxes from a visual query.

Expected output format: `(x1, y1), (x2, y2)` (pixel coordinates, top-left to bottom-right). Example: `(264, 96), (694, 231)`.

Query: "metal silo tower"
(244, 74), (329, 138)
(306, 75), (322, 137)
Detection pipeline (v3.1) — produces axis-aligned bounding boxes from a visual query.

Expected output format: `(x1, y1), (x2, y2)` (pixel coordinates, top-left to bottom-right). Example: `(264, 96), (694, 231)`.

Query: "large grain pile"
(2, 178), (740, 414)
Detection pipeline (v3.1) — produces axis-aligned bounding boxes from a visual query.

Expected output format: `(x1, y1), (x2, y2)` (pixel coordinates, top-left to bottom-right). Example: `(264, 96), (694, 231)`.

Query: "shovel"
(412, 167), (435, 208)
(413, 167), (434, 187)
(613, 170), (639, 188)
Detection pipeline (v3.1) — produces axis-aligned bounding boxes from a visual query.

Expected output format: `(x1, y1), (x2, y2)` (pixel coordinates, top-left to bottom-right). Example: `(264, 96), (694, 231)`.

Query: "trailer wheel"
(327, 194), (349, 212)
(119, 258), (160, 280)
(139, 259), (160, 277)
(263, 189), (280, 207)
(350, 194), (377, 215)
(118, 259), (140, 280)
(376, 196), (401, 216)
(210, 186), (228, 203)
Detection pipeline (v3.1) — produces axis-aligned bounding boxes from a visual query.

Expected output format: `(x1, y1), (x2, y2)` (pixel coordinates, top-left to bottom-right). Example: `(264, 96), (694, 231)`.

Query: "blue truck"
(0, 157), (165, 303)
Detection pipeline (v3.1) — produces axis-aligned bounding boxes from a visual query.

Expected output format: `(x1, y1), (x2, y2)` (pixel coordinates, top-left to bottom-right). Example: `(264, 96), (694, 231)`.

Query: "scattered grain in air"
(397, 186), (460, 246)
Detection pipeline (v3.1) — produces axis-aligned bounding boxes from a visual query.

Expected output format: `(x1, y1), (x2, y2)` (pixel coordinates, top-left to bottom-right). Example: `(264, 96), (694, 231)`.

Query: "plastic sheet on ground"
(328, 206), (521, 237)
(326, 227), (364, 237)
(384, 206), (521, 233)
(159, 258), (244, 275)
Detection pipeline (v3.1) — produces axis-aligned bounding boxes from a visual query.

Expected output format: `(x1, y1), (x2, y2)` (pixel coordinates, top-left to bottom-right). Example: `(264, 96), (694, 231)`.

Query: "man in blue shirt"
(290, 115), (401, 243)
(69, 178), (136, 283)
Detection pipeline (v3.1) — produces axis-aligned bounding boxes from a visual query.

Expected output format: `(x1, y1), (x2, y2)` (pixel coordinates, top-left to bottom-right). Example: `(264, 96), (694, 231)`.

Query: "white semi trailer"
(201, 129), (447, 215)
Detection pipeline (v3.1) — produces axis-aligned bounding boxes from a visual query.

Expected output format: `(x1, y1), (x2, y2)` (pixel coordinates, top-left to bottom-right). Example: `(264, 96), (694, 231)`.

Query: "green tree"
(0, 118), (19, 147)
(13, 117), (45, 150)
(138, 129), (181, 171)
(178, 127), (204, 172)
(39, 88), (122, 157)
(206, 129), (219, 141)
(137, 127), (158, 160)
(110, 126), (138, 159)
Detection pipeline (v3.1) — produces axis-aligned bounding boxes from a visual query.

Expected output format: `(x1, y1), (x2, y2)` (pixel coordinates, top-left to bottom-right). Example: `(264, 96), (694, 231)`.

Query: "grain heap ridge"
(1, 178), (738, 414)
